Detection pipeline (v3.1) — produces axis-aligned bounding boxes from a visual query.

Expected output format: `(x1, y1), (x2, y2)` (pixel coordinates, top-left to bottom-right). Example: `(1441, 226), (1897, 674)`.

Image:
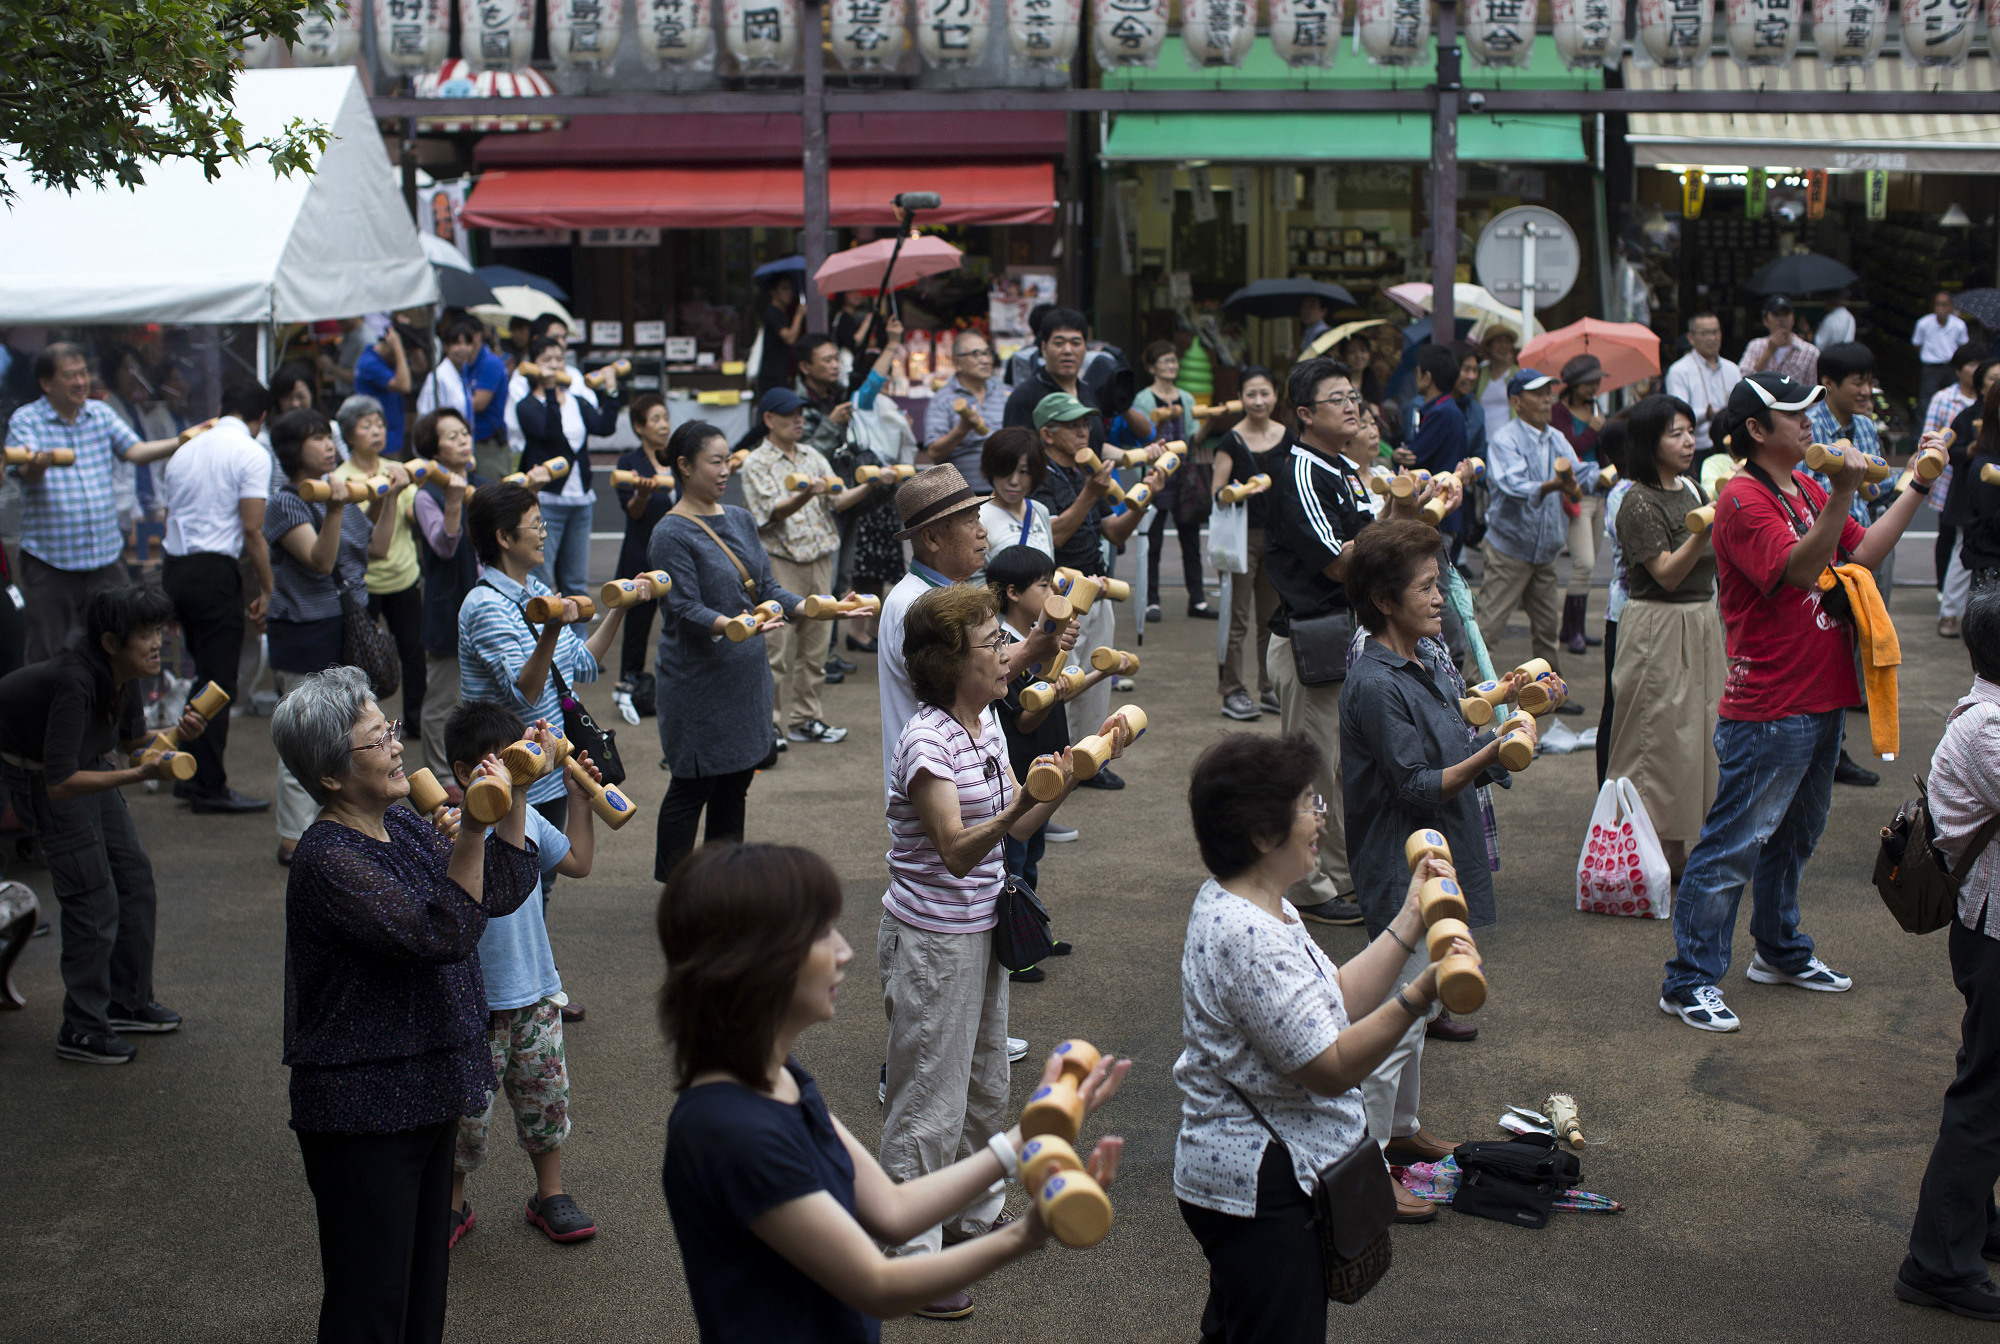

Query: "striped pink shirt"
(883, 704), (1012, 934)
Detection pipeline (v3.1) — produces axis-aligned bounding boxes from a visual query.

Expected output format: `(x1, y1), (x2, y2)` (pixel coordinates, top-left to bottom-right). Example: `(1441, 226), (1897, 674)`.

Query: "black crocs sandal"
(526, 1191), (598, 1243)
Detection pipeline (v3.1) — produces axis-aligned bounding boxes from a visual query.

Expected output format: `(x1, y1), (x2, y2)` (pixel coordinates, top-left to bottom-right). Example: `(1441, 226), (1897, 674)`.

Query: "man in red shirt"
(1659, 373), (1938, 1032)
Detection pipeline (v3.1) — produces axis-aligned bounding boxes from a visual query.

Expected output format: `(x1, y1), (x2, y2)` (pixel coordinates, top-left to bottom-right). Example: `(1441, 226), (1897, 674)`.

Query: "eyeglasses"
(975, 632), (1010, 654)
(349, 719), (402, 756)
(1306, 393), (1364, 409)
(957, 347), (994, 360)
(514, 519), (548, 536)
(1299, 793), (1327, 819)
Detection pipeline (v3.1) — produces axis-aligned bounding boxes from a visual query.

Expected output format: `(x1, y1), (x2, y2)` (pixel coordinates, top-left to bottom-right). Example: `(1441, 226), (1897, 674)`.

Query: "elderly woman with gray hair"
(334, 393), (424, 728)
(272, 665), (540, 1343)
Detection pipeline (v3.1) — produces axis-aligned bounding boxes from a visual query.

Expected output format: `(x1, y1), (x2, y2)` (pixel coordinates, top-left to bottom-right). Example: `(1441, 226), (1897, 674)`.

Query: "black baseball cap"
(1723, 372), (1824, 455)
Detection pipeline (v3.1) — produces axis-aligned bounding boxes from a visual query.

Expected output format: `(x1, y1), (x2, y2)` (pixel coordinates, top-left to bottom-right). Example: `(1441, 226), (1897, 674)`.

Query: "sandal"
(448, 1200), (475, 1249)
(526, 1191), (598, 1243)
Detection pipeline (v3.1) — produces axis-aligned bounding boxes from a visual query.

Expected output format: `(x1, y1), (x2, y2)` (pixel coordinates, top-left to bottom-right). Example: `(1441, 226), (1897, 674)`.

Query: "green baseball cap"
(1033, 392), (1093, 429)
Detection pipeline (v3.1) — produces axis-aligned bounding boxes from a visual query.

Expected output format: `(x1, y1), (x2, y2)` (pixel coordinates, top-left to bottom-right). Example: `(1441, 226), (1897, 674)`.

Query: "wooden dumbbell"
(1019, 1134), (1115, 1249)
(802, 593), (882, 618)
(1074, 448), (1104, 474)
(1495, 710), (1537, 771)
(3, 446), (76, 466)
(784, 471), (843, 492)
(1462, 456), (1485, 480)
(728, 448), (751, 471)
(1037, 593), (1073, 638)
(1022, 669), (1089, 713)
(464, 768), (513, 824)
(148, 681), (231, 755)
(403, 457), (443, 485)
(1053, 569), (1103, 612)
(298, 476), (384, 503)
(1218, 474), (1270, 504)
(600, 571), (671, 608)
(725, 599), (786, 642)
(1458, 678), (1510, 727)
(406, 766), (451, 816)
(1090, 646), (1139, 676)
(1389, 471), (1423, 499)
(610, 468), (675, 490)
(1512, 658), (1552, 682)
(1405, 827), (1452, 873)
(1426, 916), (1487, 1013)
(1686, 502), (1716, 534)
(1122, 483), (1155, 513)
(953, 397), (988, 434)
(1073, 705), (1146, 781)
(1020, 1039), (1102, 1142)
(1146, 404), (1180, 426)
(1366, 469), (1394, 497)
(1098, 576), (1132, 602)
(856, 463), (917, 482)
(1116, 448), (1153, 469)
(1026, 751), (1069, 802)
(525, 594), (595, 623)
(1596, 464), (1619, 486)
(138, 746), (197, 780)
(565, 757), (639, 829)
(1193, 400), (1244, 419)
(1421, 494), (1450, 525)
(1517, 674), (1568, 717)
(502, 457), (571, 486)
(584, 358), (632, 389)
(1418, 874), (1470, 925)
(501, 733), (571, 786)
(1805, 440), (1892, 483)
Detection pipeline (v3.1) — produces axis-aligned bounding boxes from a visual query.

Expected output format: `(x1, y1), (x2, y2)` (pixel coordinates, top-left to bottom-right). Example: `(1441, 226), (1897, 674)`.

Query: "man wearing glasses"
(922, 332), (1010, 490)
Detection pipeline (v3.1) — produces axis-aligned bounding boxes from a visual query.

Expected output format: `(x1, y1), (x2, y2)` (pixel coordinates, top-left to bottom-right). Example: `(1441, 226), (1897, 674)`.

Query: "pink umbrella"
(1520, 318), (1663, 393)
(813, 235), (963, 298)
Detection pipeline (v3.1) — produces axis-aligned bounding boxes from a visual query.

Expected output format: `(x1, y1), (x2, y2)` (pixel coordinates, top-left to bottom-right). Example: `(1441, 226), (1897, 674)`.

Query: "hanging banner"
(373, 0), (449, 71)
(291, 1), (365, 65)
(1183, 0), (1255, 66)
(1810, 0), (1884, 65)
(1273, 165), (1300, 212)
(917, 0), (990, 64)
(460, 0), (535, 69)
(641, 0), (717, 63)
(1312, 166), (1339, 226)
(1008, 0), (1081, 62)
(1805, 168), (1828, 218)
(1551, 0), (1623, 67)
(1270, 0), (1342, 66)
(1725, 0), (1797, 66)
(1356, 0), (1430, 65)
(1744, 170), (1767, 218)
(1152, 165), (1177, 212)
(1230, 167), (1254, 226)
(551, 0), (625, 68)
(1636, 0), (1711, 67)
(1864, 169), (1888, 219)
(1682, 168), (1706, 219)
(418, 180), (469, 255)
(1464, 0), (1534, 66)
(1902, 0), (1976, 68)
(725, 0), (801, 68)
(1190, 166), (1217, 223)
(831, 0), (908, 69)
(1092, 0), (1169, 67)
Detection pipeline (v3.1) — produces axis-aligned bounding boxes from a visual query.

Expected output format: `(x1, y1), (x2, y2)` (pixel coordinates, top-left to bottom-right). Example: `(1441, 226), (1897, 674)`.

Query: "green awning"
(1102, 111), (1586, 162)
(1101, 35), (1601, 91)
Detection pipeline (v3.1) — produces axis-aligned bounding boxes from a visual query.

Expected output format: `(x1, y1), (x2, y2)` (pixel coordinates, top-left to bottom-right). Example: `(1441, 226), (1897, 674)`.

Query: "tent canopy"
(0, 66), (436, 325)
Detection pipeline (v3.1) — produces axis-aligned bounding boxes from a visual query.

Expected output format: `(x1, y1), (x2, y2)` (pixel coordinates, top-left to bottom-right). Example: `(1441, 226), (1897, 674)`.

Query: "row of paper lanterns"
(257, 0), (1996, 75)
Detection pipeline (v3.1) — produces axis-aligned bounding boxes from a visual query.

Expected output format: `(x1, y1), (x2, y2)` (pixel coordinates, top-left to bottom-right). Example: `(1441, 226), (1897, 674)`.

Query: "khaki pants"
(420, 652), (461, 780)
(1064, 595), (1117, 746)
(878, 911), (1010, 1255)
(1475, 549), (1564, 676)
(766, 553), (834, 731)
(1219, 528), (1280, 700)
(1566, 493), (1605, 596)
(1268, 633), (1351, 904)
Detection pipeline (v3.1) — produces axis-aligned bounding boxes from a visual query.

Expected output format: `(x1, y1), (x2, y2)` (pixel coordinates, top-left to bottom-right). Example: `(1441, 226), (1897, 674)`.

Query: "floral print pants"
(455, 998), (570, 1173)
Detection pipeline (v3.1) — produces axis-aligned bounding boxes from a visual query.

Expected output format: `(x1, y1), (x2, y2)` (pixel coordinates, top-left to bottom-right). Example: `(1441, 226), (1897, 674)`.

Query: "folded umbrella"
(813, 236), (962, 298)
(1744, 251), (1857, 297)
(1221, 277), (1357, 319)
(1520, 318), (1662, 394)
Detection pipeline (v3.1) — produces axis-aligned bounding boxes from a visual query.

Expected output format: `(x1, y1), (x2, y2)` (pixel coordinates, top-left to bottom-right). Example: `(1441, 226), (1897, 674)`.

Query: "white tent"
(0, 66), (437, 325)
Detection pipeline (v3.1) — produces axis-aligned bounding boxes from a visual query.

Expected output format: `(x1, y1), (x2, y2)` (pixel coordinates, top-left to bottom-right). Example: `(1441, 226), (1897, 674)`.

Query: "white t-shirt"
(1814, 307), (1856, 349)
(1663, 351), (1742, 455)
(158, 416), (272, 558)
(878, 567), (945, 803)
(417, 356), (474, 423)
(1914, 313), (1971, 365)
(978, 499), (1054, 560)
(883, 703), (1010, 934)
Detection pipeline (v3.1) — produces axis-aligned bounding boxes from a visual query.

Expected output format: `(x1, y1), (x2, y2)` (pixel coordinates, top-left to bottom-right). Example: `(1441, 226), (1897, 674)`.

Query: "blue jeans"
(1003, 824), (1046, 894)
(1660, 710), (1842, 1000)
(533, 496), (595, 598)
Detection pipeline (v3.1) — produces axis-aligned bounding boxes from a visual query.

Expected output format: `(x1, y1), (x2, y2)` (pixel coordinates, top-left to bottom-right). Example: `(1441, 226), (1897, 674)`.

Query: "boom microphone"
(893, 192), (942, 211)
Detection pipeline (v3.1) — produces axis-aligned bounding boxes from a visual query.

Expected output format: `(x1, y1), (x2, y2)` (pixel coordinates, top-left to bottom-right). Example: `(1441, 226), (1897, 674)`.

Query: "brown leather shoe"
(1393, 1180), (1438, 1223)
(560, 1000), (586, 1023)
(1383, 1127), (1458, 1165)
(1426, 1009), (1479, 1042)
(915, 1291), (974, 1319)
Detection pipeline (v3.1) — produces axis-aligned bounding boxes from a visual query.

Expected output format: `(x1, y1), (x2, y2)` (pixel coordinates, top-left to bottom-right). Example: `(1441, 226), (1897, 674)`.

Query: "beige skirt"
(1604, 599), (1725, 845)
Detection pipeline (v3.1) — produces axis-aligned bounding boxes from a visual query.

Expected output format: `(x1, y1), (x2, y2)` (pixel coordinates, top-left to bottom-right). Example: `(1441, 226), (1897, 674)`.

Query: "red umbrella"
(813, 235), (963, 298)
(1520, 318), (1663, 393)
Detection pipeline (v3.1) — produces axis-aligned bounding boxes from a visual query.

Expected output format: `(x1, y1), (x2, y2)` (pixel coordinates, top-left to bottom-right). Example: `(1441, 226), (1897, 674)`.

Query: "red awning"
(460, 163), (1056, 229)
(472, 112), (1068, 167)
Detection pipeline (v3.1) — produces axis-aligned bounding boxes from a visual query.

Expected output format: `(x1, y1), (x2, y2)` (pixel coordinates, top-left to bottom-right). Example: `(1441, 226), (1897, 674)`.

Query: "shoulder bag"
(484, 582), (628, 787)
(684, 512), (758, 595)
(1875, 770), (2000, 934)
(332, 561), (401, 699)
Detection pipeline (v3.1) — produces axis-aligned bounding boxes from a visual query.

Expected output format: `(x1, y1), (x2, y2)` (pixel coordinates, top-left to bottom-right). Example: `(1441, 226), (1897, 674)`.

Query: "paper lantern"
(640, 0), (716, 63)
(1270, 0), (1342, 66)
(550, 0), (626, 67)
(1902, 0), (1976, 68)
(1636, 0), (1711, 66)
(373, 0), (448, 71)
(831, 0), (908, 68)
(460, 0), (535, 70)
(1464, 0), (1534, 66)
(1810, 0), (1884, 65)
(1725, 0), (1797, 66)
(1092, 0), (1169, 67)
(1552, 0), (1623, 67)
(1183, 0), (1254, 66)
(292, 1), (363, 65)
(1008, 0), (1080, 61)
(916, 0), (991, 64)
(724, 0), (800, 67)
(1356, 0), (1430, 65)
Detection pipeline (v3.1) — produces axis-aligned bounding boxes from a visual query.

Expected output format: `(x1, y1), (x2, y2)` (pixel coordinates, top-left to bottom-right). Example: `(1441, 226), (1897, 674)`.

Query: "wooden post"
(801, 0), (830, 334)
(1431, 0), (1461, 310)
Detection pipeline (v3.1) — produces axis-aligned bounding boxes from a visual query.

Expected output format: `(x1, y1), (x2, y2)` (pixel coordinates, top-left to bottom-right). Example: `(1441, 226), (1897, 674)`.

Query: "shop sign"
(664, 335), (699, 359)
(551, 0), (625, 68)
(725, 0), (801, 68)
(1805, 169), (1828, 219)
(917, 0), (990, 65)
(492, 228), (572, 247)
(291, 1), (363, 65)
(1636, 0), (1711, 67)
(1230, 167), (1254, 225)
(1152, 166), (1177, 212)
(1681, 169), (1705, 219)
(635, 322), (669, 345)
(581, 226), (662, 246)
(641, 0), (716, 62)
(1725, 0), (1797, 66)
(373, 0), (448, 71)
(1312, 166), (1339, 226)
(591, 321), (625, 346)
(1189, 166), (1217, 221)
(1270, 0), (1342, 66)
(1464, 0), (1533, 67)
(1902, 0), (1976, 68)
(1830, 149), (1906, 169)
(1864, 169), (1888, 220)
(1810, 0), (1884, 65)
(1273, 166), (1300, 211)
(1552, 0), (1622, 68)
(1183, 0), (1254, 66)
(1356, 0), (1430, 66)
(1008, 0), (1080, 63)
(831, 0), (908, 69)
(1092, 0), (1169, 67)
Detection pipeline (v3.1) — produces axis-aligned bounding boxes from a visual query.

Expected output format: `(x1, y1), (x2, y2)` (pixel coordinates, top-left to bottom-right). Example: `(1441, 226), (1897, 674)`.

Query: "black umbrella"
(1950, 288), (2000, 331)
(435, 266), (499, 308)
(475, 264), (568, 301)
(1743, 252), (1858, 297)
(1221, 278), (1358, 319)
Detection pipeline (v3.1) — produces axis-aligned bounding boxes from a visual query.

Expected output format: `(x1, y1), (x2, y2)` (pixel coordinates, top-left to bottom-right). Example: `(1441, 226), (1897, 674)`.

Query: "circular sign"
(1475, 205), (1581, 309)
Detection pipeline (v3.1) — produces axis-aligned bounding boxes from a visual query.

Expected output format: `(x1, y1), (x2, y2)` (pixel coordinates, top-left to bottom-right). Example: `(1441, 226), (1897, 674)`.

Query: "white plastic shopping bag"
(1575, 777), (1673, 919)
(1208, 500), (1250, 574)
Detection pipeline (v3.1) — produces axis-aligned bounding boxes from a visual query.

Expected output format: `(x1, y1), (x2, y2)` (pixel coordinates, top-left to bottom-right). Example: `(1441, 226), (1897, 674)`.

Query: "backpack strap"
(1952, 810), (2000, 883)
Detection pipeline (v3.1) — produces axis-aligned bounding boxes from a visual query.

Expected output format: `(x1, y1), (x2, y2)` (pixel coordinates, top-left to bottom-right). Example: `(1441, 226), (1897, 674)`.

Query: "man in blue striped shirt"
(4, 343), (201, 660)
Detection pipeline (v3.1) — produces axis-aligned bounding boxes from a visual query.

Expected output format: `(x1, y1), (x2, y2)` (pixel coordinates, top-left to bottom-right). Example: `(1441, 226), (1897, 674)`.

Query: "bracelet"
(988, 1131), (1021, 1183)
(1910, 481), (1932, 497)
(1386, 925), (1417, 955)
(1393, 988), (1424, 1018)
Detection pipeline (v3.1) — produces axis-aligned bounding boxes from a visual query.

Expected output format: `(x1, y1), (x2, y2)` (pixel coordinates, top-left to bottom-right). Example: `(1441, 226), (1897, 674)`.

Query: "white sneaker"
(787, 719), (848, 744)
(1044, 823), (1079, 843)
(1112, 676), (1136, 692)
(1007, 1037), (1029, 1062)
(1746, 952), (1852, 993)
(613, 687), (640, 726)
(1659, 985), (1741, 1032)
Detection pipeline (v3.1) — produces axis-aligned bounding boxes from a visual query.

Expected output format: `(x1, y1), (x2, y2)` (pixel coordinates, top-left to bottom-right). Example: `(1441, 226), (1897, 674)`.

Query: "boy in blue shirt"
(442, 702), (601, 1246)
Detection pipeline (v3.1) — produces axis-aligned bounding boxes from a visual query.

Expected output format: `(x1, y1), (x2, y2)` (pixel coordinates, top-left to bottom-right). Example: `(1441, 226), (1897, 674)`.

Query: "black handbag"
(1450, 1133), (1581, 1230)
(496, 586), (628, 786)
(991, 872), (1055, 972)
(1874, 772), (2000, 935)
(1287, 608), (1358, 686)
(1228, 1082), (1395, 1304)
(335, 573), (401, 699)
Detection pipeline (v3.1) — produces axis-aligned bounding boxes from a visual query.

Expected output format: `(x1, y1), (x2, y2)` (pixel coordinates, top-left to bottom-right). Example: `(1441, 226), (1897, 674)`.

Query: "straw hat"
(892, 463), (987, 541)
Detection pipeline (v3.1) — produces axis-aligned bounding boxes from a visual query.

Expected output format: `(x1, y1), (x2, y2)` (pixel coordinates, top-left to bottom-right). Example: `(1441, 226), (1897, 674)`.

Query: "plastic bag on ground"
(1576, 777), (1672, 919)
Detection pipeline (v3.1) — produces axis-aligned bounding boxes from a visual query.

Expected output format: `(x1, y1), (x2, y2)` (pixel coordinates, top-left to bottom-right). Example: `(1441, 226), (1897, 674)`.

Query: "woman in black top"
(1210, 365), (1286, 723)
(659, 843), (1129, 1341)
(0, 585), (207, 1064)
(1955, 373), (2000, 585)
(613, 393), (677, 724)
(409, 408), (484, 780)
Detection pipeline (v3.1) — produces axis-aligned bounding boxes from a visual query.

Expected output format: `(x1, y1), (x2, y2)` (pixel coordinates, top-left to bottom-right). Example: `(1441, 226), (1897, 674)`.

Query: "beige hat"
(892, 463), (987, 540)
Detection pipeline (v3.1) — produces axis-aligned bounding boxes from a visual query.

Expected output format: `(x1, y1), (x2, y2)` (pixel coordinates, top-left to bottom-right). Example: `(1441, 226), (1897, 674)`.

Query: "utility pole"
(801, 0), (831, 332)
(1430, 0), (1461, 316)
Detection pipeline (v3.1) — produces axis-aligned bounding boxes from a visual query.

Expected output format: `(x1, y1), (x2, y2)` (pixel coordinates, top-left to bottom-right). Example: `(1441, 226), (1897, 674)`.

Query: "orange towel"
(1820, 562), (1900, 759)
